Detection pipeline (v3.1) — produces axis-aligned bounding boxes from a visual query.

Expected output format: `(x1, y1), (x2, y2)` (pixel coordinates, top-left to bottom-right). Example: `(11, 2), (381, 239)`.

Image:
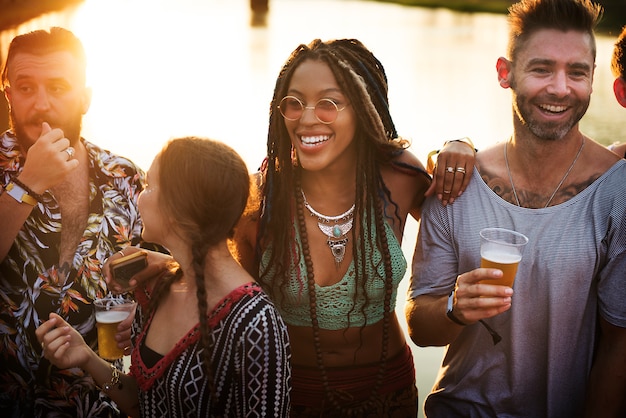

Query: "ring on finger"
(456, 167), (466, 174)
(119, 249), (125, 257)
(41, 341), (45, 350)
(443, 190), (451, 194)
(446, 166), (455, 173)
(65, 146), (75, 160)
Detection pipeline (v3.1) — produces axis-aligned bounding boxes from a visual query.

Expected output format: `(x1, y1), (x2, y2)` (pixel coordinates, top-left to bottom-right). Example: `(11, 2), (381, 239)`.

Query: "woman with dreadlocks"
(233, 38), (475, 416)
(36, 137), (292, 417)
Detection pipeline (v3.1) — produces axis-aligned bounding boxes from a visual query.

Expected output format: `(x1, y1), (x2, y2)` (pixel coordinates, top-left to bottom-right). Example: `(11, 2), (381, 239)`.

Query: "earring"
(291, 145), (299, 166)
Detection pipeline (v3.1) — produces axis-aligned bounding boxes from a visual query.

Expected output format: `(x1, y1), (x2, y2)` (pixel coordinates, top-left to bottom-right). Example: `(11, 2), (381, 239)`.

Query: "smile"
(539, 104), (567, 113)
(300, 135), (330, 146)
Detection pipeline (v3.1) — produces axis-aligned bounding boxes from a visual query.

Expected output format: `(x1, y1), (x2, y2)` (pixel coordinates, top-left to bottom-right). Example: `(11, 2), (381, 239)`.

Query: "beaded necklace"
(295, 183), (392, 413)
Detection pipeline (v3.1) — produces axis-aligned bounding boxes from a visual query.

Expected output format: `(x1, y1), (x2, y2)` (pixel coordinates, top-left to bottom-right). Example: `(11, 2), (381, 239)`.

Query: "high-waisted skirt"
(290, 344), (418, 417)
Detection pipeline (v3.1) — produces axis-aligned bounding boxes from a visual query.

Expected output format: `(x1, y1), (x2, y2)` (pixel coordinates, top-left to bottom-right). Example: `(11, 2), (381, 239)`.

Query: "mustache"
(28, 114), (54, 126)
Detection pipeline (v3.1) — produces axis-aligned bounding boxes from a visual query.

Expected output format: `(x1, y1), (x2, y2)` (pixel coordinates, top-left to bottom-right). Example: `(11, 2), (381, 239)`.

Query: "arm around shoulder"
(386, 149), (431, 220)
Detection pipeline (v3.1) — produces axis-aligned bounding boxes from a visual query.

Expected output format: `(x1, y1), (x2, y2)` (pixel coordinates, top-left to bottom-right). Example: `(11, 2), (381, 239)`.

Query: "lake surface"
(2, 1), (624, 415)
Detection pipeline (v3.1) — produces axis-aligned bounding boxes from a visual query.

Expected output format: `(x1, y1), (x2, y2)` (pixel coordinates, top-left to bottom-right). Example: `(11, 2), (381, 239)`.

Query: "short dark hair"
(611, 26), (626, 78)
(1, 27), (86, 89)
(506, 0), (602, 61)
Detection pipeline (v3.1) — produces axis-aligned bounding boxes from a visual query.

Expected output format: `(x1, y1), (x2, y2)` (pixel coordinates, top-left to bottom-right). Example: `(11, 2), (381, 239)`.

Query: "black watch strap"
(446, 290), (467, 326)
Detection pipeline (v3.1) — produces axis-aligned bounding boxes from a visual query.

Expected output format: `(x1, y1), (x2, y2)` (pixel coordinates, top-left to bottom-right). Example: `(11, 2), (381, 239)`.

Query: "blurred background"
(1, 1), (624, 416)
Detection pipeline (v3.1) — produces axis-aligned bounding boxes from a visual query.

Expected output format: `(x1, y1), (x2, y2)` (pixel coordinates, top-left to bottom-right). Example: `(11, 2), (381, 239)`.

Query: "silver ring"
(456, 167), (466, 174)
(446, 166), (455, 173)
(119, 249), (125, 257)
(443, 190), (451, 194)
(65, 147), (75, 160)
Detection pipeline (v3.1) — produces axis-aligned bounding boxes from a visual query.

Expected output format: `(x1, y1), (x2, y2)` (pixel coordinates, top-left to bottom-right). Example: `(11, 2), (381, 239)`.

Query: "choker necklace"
(504, 137), (585, 208)
(301, 189), (355, 266)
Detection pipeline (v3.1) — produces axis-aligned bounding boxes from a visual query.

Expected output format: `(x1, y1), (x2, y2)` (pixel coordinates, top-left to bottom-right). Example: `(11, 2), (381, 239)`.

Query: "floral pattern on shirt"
(0, 130), (146, 417)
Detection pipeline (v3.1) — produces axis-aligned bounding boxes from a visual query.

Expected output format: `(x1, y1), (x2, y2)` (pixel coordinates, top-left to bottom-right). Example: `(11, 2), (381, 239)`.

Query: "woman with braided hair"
(36, 137), (292, 417)
(234, 38), (475, 416)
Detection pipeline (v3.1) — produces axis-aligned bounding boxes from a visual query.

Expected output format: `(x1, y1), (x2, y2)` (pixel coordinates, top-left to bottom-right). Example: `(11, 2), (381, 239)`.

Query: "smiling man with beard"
(0, 27), (150, 417)
(406, 0), (626, 417)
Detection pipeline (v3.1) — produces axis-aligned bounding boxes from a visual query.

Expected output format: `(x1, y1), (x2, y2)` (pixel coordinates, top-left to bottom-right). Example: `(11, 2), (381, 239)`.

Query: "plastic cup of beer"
(94, 296), (136, 360)
(479, 227), (528, 287)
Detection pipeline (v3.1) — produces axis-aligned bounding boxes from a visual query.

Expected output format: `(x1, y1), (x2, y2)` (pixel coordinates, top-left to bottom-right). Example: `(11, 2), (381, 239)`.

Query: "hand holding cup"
(94, 296), (136, 360)
(479, 227), (528, 288)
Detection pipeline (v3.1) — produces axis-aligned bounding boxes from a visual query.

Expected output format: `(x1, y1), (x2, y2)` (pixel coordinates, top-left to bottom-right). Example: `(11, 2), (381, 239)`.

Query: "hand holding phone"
(110, 251), (148, 291)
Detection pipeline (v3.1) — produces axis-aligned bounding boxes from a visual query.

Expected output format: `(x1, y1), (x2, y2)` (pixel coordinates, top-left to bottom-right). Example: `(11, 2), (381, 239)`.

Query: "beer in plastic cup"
(479, 227), (528, 287)
(94, 297), (135, 360)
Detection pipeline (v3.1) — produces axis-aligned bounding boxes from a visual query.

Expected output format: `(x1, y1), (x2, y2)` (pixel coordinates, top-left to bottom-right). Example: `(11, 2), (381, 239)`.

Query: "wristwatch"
(446, 290), (467, 326)
(5, 181), (37, 206)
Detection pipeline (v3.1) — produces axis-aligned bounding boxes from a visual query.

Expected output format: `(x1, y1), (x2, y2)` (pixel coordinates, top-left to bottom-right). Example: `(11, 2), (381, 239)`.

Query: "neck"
(175, 240), (249, 290)
(505, 133), (586, 208)
(300, 171), (356, 212)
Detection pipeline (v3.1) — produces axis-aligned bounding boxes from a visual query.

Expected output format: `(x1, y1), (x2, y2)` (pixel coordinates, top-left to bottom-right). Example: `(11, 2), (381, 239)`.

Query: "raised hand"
(17, 122), (79, 194)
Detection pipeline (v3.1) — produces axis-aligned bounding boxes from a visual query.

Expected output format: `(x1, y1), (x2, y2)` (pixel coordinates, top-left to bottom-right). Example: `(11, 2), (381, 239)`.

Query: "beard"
(10, 109), (83, 150)
(511, 89), (589, 141)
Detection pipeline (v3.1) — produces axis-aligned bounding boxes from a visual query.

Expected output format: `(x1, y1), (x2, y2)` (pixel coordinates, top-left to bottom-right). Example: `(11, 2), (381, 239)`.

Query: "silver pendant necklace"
(504, 137), (585, 208)
(300, 189), (355, 266)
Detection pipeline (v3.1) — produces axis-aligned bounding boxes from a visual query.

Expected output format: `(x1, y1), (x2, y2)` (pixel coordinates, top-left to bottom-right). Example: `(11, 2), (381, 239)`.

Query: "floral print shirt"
(0, 130), (145, 417)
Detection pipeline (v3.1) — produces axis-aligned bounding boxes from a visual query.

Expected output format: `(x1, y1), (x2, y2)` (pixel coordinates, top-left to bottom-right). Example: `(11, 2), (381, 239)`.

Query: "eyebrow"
(526, 58), (592, 72)
(287, 87), (344, 96)
(13, 74), (71, 84)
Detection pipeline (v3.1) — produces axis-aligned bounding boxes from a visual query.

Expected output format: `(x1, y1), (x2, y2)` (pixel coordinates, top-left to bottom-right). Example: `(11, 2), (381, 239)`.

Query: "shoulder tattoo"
(480, 167), (601, 208)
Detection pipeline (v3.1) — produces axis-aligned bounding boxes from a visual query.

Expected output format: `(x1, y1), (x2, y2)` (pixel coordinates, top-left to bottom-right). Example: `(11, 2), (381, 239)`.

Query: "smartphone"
(110, 251), (147, 290)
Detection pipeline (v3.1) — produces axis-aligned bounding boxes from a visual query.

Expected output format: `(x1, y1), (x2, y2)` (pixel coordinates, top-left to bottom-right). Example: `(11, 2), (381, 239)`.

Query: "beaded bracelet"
(98, 363), (123, 392)
(10, 176), (44, 203)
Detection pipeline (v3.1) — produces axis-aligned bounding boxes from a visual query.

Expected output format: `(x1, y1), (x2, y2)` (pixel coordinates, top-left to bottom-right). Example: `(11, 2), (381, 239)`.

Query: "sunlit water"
(2, 1), (624, 415)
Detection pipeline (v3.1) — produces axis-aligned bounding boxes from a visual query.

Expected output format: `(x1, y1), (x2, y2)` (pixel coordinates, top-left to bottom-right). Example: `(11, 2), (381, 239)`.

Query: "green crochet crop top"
(259, 216), (407, 330)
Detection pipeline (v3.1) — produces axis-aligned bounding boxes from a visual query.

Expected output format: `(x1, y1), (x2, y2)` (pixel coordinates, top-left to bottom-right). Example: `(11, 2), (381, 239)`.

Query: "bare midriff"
(287, 312), (407, 367)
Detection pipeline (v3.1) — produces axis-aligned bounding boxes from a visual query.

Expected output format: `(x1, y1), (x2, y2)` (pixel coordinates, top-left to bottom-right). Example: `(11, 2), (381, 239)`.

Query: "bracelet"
(4, 182), (38, 206)
(446, 290), (467, 326)
(10, 176), (44, 202)
(98, 363), (123, 392)
(426, 149), (439, 175)
(443, 137), (477, 153)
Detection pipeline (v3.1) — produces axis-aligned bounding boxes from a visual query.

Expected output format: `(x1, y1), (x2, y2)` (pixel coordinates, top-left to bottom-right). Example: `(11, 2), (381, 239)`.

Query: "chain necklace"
(504, 137), (585, 208)
(301, 189), (355, 266)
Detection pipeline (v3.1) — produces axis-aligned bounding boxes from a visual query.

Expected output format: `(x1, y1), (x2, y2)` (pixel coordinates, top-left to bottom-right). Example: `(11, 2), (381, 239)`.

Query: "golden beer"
(480, 249), (522, 287)
(95, 310), (129, 360)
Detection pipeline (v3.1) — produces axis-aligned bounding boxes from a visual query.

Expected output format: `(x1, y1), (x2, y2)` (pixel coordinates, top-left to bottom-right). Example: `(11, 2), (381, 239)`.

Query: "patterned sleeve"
(237, 296), (291, 417)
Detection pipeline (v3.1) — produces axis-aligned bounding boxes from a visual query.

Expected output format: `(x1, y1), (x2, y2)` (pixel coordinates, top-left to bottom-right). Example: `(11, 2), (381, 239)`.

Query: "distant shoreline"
(0, 0), (622, 34)
(371, 0), (624, 35)
(0, 0), (84, 31)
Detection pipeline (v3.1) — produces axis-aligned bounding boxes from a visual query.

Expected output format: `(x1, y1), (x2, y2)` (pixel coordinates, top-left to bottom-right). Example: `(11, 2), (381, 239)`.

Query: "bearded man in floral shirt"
(0, 27), (155, 417)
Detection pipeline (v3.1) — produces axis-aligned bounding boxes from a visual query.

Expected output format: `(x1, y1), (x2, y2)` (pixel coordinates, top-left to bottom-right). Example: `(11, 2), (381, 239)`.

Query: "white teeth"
(540, 104), (567, 113)
(300, 135), (330, 145)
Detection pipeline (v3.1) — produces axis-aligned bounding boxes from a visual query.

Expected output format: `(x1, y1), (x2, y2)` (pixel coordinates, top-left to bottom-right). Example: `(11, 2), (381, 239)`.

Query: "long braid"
(190, 239), (215, 394)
